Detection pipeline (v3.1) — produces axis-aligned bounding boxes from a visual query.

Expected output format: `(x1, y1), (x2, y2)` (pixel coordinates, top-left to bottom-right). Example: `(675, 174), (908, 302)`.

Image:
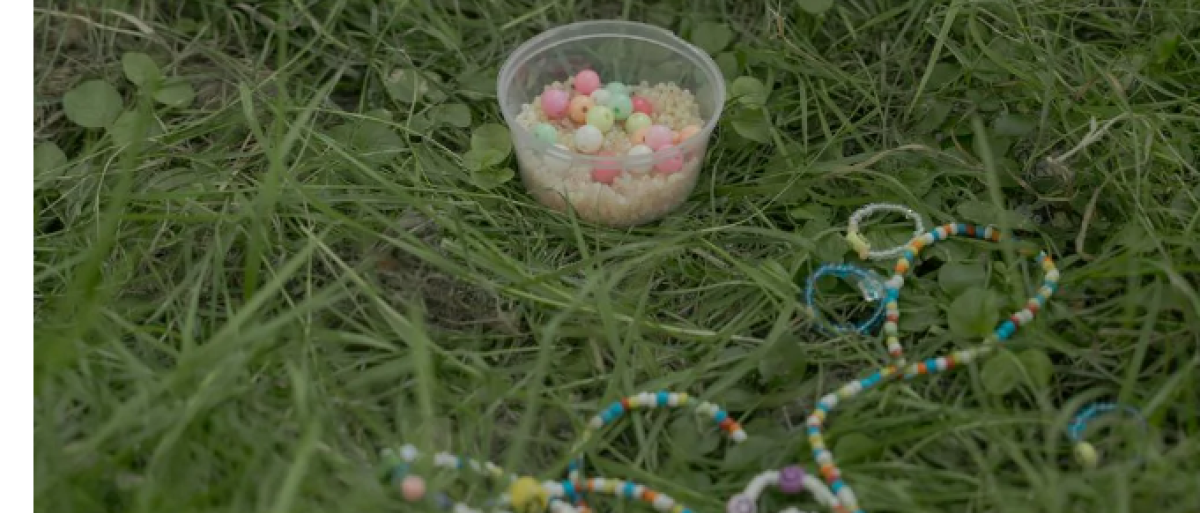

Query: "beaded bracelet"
(725, 466), (845, 513)
(804, 223), (1061, 513)
(1067, 402), (1147, 469)
(802, 263), (887, 335)
(844, 203), (926, 261)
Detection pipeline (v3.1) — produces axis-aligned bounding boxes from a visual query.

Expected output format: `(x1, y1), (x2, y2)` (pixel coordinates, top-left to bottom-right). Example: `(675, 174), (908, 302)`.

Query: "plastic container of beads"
(497, 20), (726, 227)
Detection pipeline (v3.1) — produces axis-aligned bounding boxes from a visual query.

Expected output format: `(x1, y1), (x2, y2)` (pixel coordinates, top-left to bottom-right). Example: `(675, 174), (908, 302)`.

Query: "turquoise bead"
(532, 123), (558, 144)
(608, 94), (633, 120)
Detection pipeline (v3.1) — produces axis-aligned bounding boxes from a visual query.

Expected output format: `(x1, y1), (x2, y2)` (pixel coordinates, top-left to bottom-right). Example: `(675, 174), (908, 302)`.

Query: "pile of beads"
(843, 203), (926, 261)
(803, 222), (1061, 513)
(531, 69), (703, 171)
(514, 68), (709, 227)
(802, 263), (887, 335)
(1068, 402), (1147, 469)
(725, 466), (844, 513)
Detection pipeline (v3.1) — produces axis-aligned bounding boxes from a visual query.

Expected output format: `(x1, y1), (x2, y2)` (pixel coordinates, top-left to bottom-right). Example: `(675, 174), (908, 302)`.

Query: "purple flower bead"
(778, 465), (806, 494)
(726, 494), (756, 513)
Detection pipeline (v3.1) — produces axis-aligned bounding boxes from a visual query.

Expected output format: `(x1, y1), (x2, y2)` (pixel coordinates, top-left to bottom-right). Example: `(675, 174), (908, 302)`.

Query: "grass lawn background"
(33, 1), (1200, 512)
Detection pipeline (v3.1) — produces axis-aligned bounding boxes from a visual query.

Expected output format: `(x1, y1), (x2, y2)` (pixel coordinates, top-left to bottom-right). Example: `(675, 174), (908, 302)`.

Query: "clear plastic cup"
(498, 21), (725, 227)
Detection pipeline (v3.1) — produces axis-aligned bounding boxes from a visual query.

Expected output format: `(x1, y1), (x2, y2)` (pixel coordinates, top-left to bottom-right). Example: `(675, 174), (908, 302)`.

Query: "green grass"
(33, 1), (1200, 512)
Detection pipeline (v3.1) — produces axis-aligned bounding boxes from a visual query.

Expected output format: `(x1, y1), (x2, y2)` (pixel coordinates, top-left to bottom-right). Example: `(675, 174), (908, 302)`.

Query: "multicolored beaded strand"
(805, 223), (1061, 513)
(802, 263), (887, 335)
(379, 444), (542, 513)
(725, 466), (846, 513)
(1067, 402), (1147, 469)
(566, 391), (746, 511)
(878, 222), (1058, 365)
(844, 203), (926, 261)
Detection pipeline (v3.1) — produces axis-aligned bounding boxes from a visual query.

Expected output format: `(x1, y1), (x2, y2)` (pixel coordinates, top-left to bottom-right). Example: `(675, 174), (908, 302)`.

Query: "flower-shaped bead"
(778, 466), (806, 494)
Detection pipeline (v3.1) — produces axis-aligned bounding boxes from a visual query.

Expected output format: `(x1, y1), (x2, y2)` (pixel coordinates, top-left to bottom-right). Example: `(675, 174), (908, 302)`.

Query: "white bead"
(542, 481), (563, 497)
(887, 275), (904, 289)
(731, 430), (748, 442)
(544, 144), (572, 173)
(469, 459), (482, 471)
(434, 452), (457, 467)
(837, 487), (859, 508)
(627, 144), (653, 173)
(1018, 310), (1034, 323)
(816, 450), (833, 465)
(640, 392), (657, 406)
(819, 394), (838, 409)
(667, 393), (680, 406)
(633, 485), (645, 497)
(398, 444), (419, 461)
(936, 357), (948, 371)
(590, 89), (612, 106)
(574, 125), (603, 153)
(846, 381), (863, 394)
(653, 494), (674, 511)
(1046, 269), (1060, 282)
(588, 417), (603, 430)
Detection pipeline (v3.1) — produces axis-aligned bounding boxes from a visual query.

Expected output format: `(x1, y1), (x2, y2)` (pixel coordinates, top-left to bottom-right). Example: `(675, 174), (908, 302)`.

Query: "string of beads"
(803, 222), (1061, 513)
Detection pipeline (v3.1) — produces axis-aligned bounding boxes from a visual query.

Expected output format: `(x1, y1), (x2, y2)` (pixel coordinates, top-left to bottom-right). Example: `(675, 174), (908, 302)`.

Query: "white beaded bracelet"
(724, 466), (843, 513)
(844, 203), (926, 261)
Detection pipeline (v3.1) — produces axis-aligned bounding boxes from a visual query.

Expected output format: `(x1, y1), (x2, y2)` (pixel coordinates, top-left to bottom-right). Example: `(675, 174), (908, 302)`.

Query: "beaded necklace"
(725, 466), (845, 513)
(802, 222), (1061, 513)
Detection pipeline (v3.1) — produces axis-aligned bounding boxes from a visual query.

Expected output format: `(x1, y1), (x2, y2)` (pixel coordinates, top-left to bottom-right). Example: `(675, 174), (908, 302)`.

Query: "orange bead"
(569, 96), (594, 124)
(629, 127), (649, 145)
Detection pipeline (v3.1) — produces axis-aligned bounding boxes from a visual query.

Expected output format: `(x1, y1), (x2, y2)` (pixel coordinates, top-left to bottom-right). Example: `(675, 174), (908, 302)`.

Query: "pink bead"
(654, 146), (683, 174)
(631, 96), (653, 115)
(540, 89), (570, 120)
(400, 475), (426, 502)
(573, 70), (601, 95)
(592, 151), (621, 184)
(644, 125), (674, 150)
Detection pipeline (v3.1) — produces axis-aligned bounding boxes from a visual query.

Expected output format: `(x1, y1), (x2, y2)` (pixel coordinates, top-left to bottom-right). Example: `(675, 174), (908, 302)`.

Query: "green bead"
(608, 94), (633, 120)
(586, 105), (615, 132)
(604, 82), (629, 96)
(532, 123), (558, 144)
(624, 112), (652, 134)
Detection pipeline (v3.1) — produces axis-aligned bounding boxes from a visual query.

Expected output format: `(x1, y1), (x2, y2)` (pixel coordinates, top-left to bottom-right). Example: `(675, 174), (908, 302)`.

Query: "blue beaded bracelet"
(1068, 402), (1147, 469)
(803, 263), (887, 335)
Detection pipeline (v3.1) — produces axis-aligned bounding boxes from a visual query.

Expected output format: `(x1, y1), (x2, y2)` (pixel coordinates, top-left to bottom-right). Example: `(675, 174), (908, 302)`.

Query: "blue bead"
(903, 249), (915, 262)
(924, 358), (938, 372)
(957, 223), (969, 234)
(831, 480), (845, 493)
(563, 481), (577, 501)
(624, 482), (637, 498)
(931, 229), (942, 241)
(714, 410), (728, 422)
(457, 457), (465, 468)
(997, 321), (1016, 340)
(657, 391), (669, 406)
(807, 426), (819, 435)
(887, 289), (899, 301)
(1047, 282), (1058, 294)
(816, 403), (829, 413)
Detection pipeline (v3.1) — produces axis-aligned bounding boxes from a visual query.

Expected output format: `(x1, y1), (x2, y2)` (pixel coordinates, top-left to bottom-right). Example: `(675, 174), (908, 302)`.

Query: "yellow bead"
(1075, 442), (1099, 469)
(509, 477), (548, 513)
(676, 392), (689, 405)
(627, 396), (640, 407)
